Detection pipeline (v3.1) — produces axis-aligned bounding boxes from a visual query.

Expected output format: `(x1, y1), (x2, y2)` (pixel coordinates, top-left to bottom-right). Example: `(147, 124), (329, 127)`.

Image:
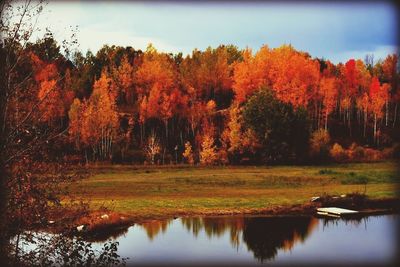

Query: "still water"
(93, 214), (398, 266)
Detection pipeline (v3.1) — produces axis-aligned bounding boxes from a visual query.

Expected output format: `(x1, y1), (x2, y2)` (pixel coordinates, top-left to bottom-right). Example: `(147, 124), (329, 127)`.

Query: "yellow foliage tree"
(199, 134), (217, 165)
(221, 104), (260, 163)
(80, 70), (119, 160)
(182, 141), (194, 165)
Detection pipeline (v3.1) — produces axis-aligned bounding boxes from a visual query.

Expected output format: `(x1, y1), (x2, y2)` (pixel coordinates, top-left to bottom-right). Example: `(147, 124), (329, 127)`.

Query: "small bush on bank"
(349, 144), (365, 160)
(330, 143), (347, 162)
(310, 129), (331, 160)
(363, 148), (382, 161)
(328, 142), (396, 163)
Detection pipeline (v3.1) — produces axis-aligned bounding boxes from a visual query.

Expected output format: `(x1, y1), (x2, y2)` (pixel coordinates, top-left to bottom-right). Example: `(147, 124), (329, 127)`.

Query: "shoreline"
(40, 195), (400, 240)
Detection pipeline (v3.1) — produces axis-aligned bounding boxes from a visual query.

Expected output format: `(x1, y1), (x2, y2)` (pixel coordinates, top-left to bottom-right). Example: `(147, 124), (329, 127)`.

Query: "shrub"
(345, 143), (396, 162)
(310, 129), (330, 158)
(348, 142), (357, 151)
(352, 145), (365, 160)
(364, 148), (381, 161)
(329, 143), (347, 162)
(347, 143), (364, 161)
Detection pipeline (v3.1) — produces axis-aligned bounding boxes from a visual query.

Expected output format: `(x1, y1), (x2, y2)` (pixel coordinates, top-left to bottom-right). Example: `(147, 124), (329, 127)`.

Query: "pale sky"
(28, 0), (399, 64)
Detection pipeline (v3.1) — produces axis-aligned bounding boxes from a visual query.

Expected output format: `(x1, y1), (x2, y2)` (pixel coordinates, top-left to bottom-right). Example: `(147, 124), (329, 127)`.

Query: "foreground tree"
(34, 61), (65, 125)
(0, 0), (65, 264)
(0, 2), (117, 266)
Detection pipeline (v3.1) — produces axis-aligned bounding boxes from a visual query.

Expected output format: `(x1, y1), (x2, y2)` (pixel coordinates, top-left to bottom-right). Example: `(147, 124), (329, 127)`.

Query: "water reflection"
(21, 215), (397, 265)
(320, 215), (369, 228)
(84, 226), (129, 243)
(178, 216), (318, 262)
(140, 219), (172, 240)
(134, 216), (318, 262)
(127, 215), (397, 265)
(242, 216), (318, 262)
(181, 217), (245, 248)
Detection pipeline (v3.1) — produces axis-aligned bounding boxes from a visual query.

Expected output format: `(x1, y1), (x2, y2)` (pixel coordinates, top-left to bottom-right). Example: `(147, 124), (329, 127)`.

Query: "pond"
(93, 214), (398, 266)
(18, 214), (399, 266)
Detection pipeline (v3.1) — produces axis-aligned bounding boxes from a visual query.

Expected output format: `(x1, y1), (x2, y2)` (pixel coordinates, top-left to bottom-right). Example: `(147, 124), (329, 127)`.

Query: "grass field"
(67, 161), (399, 220)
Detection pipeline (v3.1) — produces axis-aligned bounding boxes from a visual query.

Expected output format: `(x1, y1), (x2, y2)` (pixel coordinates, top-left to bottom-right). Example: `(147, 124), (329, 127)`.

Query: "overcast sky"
(30, 0), (398, 64)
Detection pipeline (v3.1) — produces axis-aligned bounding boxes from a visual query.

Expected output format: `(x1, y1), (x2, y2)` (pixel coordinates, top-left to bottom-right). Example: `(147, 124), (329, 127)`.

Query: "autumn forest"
(1, 1), (400, 265)
(15, 33), (398, 166)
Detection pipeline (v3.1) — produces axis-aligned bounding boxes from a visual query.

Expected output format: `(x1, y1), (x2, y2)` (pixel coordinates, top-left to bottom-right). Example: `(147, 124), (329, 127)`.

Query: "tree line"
(6, 33), (400, 165)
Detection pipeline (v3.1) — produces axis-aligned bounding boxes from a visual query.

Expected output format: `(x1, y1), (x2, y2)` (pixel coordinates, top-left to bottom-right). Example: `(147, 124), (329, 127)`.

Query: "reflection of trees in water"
(180, 216), (318, 261)
(181, 217), (203, 237)
(181, 217), (245, 249)
(11, 232), (126, 267)
(140, 219), (173, 240)
(321, 215), (371, 230)
(202, 217), (245, 249)
(242, 217), (318, 262)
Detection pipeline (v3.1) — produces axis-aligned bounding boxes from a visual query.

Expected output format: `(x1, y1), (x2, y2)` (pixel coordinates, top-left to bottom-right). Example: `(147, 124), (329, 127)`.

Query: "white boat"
(316, 207), (359, 217)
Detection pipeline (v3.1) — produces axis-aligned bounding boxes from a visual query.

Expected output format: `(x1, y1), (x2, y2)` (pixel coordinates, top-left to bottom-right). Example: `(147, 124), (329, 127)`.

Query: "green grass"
(66, 161), (399, 220)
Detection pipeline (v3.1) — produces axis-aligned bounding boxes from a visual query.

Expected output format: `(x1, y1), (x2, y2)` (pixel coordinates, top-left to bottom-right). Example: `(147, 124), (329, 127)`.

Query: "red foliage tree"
(31, 53), (65, 125)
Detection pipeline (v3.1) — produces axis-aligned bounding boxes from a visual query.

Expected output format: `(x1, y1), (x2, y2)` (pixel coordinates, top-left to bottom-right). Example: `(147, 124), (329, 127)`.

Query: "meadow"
(67, 161), (399, 220)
